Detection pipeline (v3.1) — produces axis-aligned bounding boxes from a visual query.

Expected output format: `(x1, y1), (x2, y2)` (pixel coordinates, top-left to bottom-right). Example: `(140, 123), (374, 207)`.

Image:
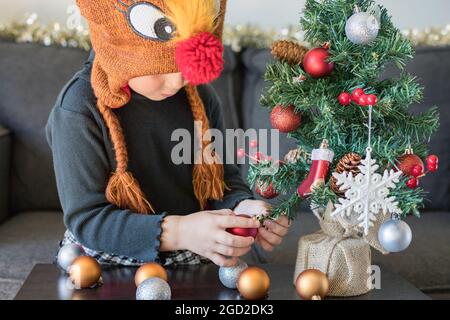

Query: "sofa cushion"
(240, 46), (450, 211)
(211, 46), (240, 130)
(0, 211), (64, 299)
(260, 210), (450, 291)
(0, 125), (11, 223)
(0, 42), (89, 214)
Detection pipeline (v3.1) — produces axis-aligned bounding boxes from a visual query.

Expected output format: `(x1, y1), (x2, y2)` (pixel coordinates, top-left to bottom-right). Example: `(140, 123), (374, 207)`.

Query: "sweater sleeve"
(45, 105), (166, 262)
(200, 86), (255, 210)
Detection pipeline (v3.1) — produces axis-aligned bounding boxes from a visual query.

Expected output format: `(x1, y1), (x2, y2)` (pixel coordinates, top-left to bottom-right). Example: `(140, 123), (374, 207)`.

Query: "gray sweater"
(45, 52), (253, 262)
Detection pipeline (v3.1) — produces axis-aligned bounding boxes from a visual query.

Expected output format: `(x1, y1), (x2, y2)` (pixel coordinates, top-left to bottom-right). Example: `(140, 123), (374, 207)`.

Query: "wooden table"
(14, 263), (429, 300)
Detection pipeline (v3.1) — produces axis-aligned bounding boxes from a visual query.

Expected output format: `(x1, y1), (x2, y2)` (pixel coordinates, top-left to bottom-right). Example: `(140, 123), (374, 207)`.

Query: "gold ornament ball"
(237, 267), (270, 300)
(69, 256), (102, 289)
(295, 269), (329, 300)
(134, 262), (168, 287)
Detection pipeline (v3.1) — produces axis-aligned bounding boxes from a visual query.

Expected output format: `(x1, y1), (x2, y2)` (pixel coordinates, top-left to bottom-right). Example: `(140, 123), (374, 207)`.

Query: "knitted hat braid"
(96, 100), (154, 214)
(186, 85), (225, 209)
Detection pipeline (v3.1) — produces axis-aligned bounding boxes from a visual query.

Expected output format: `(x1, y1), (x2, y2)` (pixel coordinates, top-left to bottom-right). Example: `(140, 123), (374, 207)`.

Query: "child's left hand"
(234, 199), (290, 252)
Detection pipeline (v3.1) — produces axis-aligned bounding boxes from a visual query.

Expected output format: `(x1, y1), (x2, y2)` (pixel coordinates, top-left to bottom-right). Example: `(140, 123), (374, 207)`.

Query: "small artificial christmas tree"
(247, 0), (440, 296)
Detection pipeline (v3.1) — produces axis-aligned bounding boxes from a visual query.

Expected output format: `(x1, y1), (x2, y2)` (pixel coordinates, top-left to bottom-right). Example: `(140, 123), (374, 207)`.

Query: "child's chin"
(145, 93), (173, 101)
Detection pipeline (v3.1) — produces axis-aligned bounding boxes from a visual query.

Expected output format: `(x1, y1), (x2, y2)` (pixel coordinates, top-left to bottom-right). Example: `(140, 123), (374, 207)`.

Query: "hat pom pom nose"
(175, 32), (224, 85)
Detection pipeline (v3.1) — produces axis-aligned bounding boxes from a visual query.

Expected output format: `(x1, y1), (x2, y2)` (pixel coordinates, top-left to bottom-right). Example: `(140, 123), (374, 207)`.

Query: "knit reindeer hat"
(76, 0), (228, 213)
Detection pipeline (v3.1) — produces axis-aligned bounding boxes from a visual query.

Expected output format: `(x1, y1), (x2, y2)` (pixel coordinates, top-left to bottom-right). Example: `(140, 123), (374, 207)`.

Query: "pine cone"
(284, 148), (307, 164)
(330, 153), (362, 196)
(271, 40), (309, 65)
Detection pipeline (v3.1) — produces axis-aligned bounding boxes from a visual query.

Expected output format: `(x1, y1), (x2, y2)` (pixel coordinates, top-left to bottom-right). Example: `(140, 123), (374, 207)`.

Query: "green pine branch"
(249, 0), (440, 221)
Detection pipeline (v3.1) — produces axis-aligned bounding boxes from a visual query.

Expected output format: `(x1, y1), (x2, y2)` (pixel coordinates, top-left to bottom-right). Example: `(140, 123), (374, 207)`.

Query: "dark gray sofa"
(0, 41), (449, 300)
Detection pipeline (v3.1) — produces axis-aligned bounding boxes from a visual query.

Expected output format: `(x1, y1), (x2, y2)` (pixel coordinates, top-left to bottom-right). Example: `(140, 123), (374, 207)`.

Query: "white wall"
(1, 0), (449, 30)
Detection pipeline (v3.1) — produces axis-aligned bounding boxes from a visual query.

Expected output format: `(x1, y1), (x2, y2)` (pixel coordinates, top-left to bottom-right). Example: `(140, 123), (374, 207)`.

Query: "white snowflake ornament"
(331, 148), (403, 235)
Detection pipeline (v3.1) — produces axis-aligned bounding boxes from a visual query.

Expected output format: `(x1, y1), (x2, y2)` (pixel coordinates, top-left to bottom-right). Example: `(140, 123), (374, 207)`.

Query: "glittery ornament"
(57, 244), (85, 272)
(345, 8), (380, 45)
(270, 105), (302, 133)
(218, 259), (248, 289)
(136, 277), (171, 300)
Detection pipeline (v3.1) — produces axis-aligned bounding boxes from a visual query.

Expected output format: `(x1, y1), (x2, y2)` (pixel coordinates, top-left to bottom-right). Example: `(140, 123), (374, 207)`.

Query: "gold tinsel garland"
(0, 14), (449, 52)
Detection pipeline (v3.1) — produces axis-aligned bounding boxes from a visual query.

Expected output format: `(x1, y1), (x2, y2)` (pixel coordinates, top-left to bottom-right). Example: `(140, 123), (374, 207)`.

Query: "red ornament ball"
(351, 88), (365, 102)
(303, 47), (334, 78)
(411, 165), (424, 178)
(366, 94), (378, 106)
(397, 153), (425, 177)
(406, 177), (419, 189)
(226, 215), (258, 238)
(175, 32), (224, 85)
(256, 181), (279, 199)
(338, 92), (352, 106)
(270, 105), (302, 133)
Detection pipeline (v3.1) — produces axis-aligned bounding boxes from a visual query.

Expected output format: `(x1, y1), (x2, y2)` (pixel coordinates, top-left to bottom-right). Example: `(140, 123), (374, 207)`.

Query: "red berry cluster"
(406, 155), (439, 189)
(237, 140), (272, 163)
(338, 88), (378, 107)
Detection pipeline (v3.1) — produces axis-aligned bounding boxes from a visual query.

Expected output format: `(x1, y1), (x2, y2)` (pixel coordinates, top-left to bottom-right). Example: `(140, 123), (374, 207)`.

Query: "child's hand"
(234, 199), (290, 252)
(177, 209), (260, 267)
(256, 215), (290, 252)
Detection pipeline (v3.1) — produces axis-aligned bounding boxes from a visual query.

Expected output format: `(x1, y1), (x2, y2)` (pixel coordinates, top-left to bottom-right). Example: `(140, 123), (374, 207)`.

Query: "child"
(45, 0), (290, 267)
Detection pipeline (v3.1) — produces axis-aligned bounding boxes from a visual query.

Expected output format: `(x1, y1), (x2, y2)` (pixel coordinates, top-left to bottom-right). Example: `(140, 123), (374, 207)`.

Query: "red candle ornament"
(297, 140), (334, 198)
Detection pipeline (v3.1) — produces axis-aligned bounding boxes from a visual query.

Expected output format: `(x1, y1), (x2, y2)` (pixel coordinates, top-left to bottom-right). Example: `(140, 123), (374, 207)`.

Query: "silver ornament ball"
(378, 219), (412, 253)
(218, 259), (248, 289)
(345, 11), (380, 45)
(136, 277), (171, 300)
(57, 243), (85, 272)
